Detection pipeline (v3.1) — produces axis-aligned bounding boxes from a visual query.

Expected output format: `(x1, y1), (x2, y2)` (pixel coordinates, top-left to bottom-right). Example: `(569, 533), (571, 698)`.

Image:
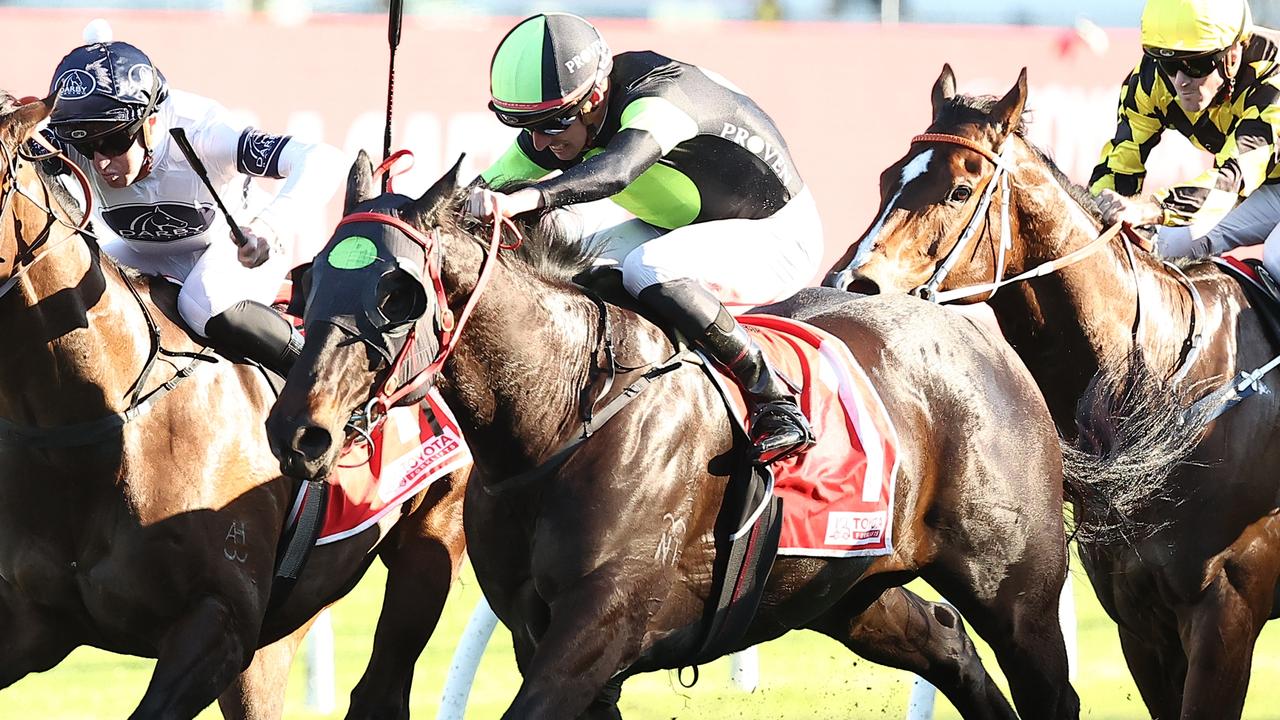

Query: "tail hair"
(1062, 350), (1220, 546)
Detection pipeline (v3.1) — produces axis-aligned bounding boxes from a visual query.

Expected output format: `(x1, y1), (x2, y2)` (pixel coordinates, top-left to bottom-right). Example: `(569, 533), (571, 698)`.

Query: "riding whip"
(383, 0), (405, 192)
(168, 127), (249, 248)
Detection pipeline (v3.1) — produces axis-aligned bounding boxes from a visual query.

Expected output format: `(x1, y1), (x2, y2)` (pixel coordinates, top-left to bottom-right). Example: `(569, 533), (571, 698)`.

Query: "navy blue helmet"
(47, 41), (168, 145)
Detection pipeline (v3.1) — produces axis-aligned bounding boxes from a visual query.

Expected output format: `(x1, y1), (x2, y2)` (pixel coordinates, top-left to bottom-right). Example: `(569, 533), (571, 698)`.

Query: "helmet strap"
(581, 85), (608, 144)
(135, 116), (157, 182)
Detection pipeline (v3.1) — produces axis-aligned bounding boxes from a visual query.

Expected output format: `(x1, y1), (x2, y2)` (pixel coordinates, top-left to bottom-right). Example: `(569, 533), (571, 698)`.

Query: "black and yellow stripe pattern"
(1089, 28), (1280, 227)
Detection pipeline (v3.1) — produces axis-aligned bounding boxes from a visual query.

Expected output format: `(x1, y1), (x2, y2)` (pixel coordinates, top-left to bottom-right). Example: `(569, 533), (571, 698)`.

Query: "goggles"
(491, 90), (591, 135)
(52, 122), (141, 158)
(1149, 48), (1228, 79)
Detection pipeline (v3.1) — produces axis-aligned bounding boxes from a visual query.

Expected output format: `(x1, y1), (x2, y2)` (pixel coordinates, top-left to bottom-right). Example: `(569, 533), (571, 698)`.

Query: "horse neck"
(991, 163), (1195, 429)
(434, 241), (608, 475)
(0, 173), (150, 426)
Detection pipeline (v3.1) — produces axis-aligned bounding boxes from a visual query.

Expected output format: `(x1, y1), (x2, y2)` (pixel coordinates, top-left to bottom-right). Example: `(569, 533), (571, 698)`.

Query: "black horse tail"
(1060, 351), (1222, 545)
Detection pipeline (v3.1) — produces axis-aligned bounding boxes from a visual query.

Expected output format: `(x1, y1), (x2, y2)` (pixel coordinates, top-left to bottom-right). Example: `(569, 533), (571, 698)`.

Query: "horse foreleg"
(1176, 512), (1280, 720)
(216, 617), (314, 720)
(924, 534), (1077, 719)
(348, 477), (467, 720)
(500, 572), (638, 720)
(1117, 625), (1185, 720)
(0, 584), (76, 688)
(806, 586), (1017, 720)
(130, 595), (258, 720)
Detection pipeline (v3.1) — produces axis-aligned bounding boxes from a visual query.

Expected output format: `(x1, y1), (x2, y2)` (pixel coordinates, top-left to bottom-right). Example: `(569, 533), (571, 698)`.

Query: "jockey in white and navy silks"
(466, 13), (822, 466)
(42, 41), (344, 375)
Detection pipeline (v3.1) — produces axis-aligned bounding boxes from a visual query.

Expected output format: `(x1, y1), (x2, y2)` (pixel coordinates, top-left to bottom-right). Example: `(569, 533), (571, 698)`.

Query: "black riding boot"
(202, 299), (304, 378)
(638, 278), (815, 465)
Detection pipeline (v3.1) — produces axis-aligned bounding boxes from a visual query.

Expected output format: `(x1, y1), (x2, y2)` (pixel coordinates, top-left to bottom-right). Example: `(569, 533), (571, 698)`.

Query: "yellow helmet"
(1142, 0), (1251, 55)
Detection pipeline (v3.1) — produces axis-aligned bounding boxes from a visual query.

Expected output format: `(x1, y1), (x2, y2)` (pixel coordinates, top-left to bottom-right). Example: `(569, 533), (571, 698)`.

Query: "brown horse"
(0, 94), (467, 719)
(265, 150), (1086, 719)
(825, 65), (1280, 720)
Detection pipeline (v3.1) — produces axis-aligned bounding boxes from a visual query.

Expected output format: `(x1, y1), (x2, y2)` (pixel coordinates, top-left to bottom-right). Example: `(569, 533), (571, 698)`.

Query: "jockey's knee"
(1157, 224), (1216, 259)
(202, 300), (297, 368)
(619, 250), (667, 298)
(1263, 231), (1280, 280)
(176, 289), (217, 336)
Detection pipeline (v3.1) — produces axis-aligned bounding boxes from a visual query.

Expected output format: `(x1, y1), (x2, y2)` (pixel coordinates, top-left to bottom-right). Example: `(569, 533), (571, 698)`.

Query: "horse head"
(0, 94), (59, 269)
(825, 66), (1072, 301)
(267, 150), (463, 479)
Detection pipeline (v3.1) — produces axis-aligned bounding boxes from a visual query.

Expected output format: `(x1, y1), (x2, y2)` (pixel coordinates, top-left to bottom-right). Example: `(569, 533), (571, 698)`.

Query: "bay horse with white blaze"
(826, 65), (1280, 720)
(266, 150), (1086, 719)
(0, 94), (466, 719)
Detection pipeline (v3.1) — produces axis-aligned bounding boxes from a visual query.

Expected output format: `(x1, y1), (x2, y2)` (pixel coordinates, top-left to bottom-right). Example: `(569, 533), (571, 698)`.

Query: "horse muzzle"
(266, 413), (340, 481)
(824, 268), (882, 295)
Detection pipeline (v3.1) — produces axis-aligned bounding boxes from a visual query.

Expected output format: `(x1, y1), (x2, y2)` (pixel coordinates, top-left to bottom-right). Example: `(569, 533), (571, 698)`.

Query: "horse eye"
(376, 271), (425, 325)
(949, 185), (973, 203)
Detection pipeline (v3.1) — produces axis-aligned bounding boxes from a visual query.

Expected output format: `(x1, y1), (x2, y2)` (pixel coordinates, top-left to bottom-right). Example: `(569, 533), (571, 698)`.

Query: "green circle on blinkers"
(328, 236), (380, 270)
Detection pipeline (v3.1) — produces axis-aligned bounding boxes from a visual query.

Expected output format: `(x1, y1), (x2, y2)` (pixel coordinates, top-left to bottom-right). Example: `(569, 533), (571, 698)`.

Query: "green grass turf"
(5, 548), (1280, 719)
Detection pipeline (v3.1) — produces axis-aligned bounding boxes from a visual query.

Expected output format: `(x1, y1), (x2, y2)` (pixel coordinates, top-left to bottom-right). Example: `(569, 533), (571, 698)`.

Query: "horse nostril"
(296, 425), (333, 463)
(847, 276), (881, 295)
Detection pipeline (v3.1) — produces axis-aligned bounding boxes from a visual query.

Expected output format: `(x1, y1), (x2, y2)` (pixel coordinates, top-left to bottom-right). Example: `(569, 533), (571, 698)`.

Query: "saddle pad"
(285, 388), (471, 545)
(712, 314), (900, 558)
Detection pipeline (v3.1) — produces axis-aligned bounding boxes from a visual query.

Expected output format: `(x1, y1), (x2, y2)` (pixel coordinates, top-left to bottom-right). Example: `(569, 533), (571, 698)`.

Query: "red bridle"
(335, 190), (523, 412)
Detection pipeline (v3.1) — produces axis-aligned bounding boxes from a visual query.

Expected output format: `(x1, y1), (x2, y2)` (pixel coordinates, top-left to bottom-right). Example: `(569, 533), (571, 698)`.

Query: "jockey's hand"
(235, 222), (277, 269)
(464, 187), (543, 221)
(1098, 189), (1164, 228)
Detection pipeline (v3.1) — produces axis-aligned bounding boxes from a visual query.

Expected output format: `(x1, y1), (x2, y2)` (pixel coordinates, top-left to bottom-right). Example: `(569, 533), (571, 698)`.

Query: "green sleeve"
(480, 140), (553, 186)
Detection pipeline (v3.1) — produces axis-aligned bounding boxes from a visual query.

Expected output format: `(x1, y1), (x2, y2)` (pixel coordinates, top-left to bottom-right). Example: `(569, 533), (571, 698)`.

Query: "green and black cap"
(488, 13), (612, 130)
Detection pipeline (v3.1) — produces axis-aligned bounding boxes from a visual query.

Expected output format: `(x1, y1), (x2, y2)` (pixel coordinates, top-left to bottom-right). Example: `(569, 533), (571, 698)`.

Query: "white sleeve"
(251, 139), (346, 261)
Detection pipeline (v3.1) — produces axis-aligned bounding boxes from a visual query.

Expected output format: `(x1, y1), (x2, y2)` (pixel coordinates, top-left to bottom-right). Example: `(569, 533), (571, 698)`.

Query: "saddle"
(1214, 256), (1280, 351)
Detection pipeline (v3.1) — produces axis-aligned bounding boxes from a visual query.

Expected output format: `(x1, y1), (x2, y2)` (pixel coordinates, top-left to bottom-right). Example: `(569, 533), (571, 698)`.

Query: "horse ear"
(406, 153), (466, 226)
(990, 67), (1028, 137)
(344, 150), (377, 214)
(931, 64), (957, 120)
(0, 95), (53, 147)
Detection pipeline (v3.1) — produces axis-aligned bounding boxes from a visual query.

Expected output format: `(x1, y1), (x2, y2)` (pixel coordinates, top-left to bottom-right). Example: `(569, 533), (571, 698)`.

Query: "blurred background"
(2, 0), (1237, 273)
(5, 0), (1280, 25)
(5, 2), (1280, 718)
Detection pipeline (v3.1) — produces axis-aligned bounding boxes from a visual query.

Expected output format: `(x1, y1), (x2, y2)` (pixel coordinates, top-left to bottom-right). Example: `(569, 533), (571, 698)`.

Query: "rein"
(0, 139), (94, 301)
(0, 134), (213, 447)
(337, 189), (693, 494)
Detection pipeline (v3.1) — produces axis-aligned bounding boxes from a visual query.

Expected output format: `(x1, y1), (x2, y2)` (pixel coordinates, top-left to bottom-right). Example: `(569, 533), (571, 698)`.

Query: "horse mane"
(0, 91), (20, 116)
(935, 94), (1103, 224)
(428, 182), (606, 287)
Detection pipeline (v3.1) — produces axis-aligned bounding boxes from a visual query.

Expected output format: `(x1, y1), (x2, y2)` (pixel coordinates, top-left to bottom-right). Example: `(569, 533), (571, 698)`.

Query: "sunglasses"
(528, 114), (580, 136)
(1156, 53), (1223, 80)
(65, 127), (140, 158)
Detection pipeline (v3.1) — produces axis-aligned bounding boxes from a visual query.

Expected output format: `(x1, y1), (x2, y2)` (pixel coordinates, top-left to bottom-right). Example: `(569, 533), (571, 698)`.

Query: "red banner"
(2, 10), (1205, 274)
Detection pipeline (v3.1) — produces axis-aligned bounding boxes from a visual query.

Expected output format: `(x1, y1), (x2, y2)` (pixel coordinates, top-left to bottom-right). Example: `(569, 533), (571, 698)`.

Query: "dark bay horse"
(0, 94), (467, 719)
(825, 66), (1280, 720)
(266, 150), (1084, 719)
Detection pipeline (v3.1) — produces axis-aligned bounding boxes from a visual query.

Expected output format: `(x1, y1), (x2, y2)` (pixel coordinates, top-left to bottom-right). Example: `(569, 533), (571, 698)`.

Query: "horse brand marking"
(654, 513), (687, 567)
(224, 521), (248, 563)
